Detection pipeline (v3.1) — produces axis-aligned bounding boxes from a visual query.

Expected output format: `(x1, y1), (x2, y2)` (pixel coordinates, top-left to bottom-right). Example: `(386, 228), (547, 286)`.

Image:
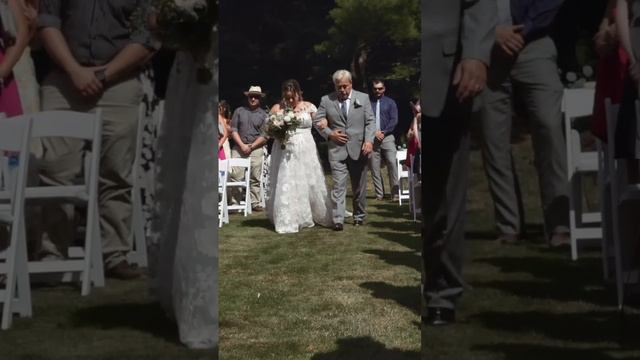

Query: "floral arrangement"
(263, 108), (303, 149)
(132, 0), (217, 83)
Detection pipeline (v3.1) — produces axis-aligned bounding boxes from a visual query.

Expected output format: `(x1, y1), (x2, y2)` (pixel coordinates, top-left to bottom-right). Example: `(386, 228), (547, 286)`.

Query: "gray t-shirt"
(38, 0), (157, 66)
(231, 106), (267, 145)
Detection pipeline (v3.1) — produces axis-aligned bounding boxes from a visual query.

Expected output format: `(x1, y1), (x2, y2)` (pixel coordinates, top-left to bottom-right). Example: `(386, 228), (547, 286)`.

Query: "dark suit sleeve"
(460, 0), (497, 66)
(382, 99), (398, 135)
(517, 0), (564, 42)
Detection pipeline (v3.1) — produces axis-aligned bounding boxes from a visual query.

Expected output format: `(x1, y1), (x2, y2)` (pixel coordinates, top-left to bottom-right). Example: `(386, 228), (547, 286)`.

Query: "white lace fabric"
(266, 104), (333, 233)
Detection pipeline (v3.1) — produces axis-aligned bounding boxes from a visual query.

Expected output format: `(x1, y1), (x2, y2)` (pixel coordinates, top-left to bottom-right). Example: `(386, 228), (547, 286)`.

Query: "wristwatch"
(95, 69), (107, 86)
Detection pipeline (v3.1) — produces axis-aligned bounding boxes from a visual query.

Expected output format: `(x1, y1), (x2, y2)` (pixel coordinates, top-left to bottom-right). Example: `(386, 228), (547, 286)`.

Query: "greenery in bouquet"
(264, 108), (303, 149)
(132, 0), (217, 84)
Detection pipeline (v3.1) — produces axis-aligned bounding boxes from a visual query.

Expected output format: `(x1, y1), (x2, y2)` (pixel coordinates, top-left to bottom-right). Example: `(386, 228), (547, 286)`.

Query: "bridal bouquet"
(131, 0), (217, 83)
(263, 108), (302, 149)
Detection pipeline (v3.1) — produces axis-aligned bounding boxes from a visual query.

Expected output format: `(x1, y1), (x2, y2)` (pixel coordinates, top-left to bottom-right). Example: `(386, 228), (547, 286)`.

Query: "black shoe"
(354, 219), (363, 226)
(333, 223), (344, 231)
(424, 307), (455, 326)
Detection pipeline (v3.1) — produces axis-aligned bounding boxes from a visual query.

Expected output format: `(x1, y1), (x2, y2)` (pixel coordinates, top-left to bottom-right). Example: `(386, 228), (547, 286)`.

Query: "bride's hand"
(317, 118), (329, 130)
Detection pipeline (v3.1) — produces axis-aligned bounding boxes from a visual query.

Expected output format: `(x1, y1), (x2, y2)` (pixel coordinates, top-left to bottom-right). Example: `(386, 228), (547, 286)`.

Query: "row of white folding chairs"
(562, 88), (603, 261)
(0, 111), (104, 329)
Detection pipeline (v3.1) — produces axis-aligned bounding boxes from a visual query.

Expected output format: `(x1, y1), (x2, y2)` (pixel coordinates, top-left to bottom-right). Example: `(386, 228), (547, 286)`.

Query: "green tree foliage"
(315, 0), (420, 89)
(220, 0), (419, 138)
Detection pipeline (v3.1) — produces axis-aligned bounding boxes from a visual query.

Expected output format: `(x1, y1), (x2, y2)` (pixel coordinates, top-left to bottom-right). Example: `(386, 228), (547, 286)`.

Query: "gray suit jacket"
(421, 0), (496, 118)
(314, 90), (376, 161)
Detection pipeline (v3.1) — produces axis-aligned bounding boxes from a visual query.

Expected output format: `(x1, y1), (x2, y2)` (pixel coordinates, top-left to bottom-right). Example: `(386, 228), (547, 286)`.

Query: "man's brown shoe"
(252, 206), (264, 212)
(106, 261), (141, 280)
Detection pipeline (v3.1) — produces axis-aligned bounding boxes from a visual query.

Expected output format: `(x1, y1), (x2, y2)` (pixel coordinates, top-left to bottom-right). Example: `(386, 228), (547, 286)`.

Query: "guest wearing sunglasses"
(228, 86), (268, 212)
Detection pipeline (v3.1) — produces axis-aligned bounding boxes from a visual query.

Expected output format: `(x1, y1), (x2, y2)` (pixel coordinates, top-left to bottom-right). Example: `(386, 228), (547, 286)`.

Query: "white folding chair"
(127, 103), (150, 267)
(24, 110), (104, 296)
(562, 88), (602, 260)
(396, 149), (410, 205)
(409, 154), (421, 222)
(226, 158), (252, 216)
(0, 116), (33, 330)
(218, 159), (229, 227)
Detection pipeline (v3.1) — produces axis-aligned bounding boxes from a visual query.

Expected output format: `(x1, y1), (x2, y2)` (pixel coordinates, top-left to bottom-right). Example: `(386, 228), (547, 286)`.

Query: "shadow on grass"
(471, 310), (640, 347)
(369, 231), (420, 252)
(363, 249), (420, 272)
(232, 217), (272, 228)
(360, 281), (420, 314)
(473, 255), (609, 305)
(368, 220), (420, 234)
(369, 203), (413, 218)
(310, 336), (419, 360)
(472, 343), (640, 360)
(71, 302), (182, 344)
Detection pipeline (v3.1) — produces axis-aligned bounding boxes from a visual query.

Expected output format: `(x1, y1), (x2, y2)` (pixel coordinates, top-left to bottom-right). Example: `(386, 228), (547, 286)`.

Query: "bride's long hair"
(279, 79), (304, 110)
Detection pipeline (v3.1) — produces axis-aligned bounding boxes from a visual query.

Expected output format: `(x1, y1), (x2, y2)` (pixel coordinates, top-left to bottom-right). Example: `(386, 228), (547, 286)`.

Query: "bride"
(266, 79), (333, 233)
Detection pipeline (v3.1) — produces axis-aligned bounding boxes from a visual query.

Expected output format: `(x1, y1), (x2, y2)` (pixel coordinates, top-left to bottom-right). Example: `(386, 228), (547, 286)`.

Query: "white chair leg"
(15, 220), (31, 317)
(1, 222), (19, 330)
(128, 189), (147, 267)
(570, 173), (579, 261)
(91, 201), (105, 288)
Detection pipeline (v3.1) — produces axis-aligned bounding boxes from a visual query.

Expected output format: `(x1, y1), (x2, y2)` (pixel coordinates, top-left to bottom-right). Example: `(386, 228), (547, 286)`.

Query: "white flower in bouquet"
(264, 108), (302, 149)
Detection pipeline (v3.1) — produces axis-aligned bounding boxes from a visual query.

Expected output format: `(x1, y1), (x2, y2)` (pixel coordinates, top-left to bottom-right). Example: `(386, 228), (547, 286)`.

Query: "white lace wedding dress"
(150, 51), (217, 349)
(266, 103), (333, 233)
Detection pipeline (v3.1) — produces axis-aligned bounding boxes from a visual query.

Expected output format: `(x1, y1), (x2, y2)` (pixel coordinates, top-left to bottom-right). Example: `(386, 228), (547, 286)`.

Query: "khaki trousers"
(37, 70), (142, 269)
(229, 147), (263, 207)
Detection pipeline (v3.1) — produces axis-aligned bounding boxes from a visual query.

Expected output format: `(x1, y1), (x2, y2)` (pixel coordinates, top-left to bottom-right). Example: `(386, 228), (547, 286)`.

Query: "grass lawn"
(0, 275), (217, 360)
(3, 134), (639, 360)
(422, 136), (640, 360)
(219, 177), (421, 359)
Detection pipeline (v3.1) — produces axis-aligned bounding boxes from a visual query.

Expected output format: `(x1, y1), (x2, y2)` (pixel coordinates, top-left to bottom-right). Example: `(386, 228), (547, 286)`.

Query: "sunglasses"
(248, 95), (261, 100)
(373, 87), (385, 91)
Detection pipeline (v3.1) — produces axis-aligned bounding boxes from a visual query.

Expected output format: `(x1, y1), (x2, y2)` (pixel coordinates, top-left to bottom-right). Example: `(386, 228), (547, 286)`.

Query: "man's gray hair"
(332, 69), (352, 83)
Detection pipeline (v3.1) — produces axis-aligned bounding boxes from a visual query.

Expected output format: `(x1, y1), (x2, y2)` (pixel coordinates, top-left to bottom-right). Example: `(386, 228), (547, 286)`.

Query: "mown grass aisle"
(219, 192), (421, 359)
(422, 138), (640, 360)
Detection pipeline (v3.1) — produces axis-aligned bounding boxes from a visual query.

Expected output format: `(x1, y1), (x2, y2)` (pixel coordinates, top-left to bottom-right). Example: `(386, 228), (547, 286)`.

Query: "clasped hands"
(450, 24), (522, 102)
(68, 65), (108, 98)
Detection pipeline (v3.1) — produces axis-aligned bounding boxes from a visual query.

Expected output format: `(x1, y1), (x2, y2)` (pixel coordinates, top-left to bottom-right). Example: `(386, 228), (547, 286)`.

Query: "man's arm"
(362, 95), (376, 143)
(0, 0), (31, 79)
(516, 0), (564, 43)
(103, 44), (155, 85)
(313, 97), (333, 140)
(455, 0), (497, 102)
(38, 25), (103, 96)
(382, 99), (398, 135)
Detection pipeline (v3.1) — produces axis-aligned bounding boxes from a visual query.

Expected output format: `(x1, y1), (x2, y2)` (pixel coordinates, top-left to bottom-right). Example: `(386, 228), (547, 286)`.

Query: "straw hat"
(243, 85), (266, 97)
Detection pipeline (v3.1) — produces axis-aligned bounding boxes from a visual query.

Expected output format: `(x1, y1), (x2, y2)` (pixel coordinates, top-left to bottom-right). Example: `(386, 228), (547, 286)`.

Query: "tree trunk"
(351, 44), (369, 90)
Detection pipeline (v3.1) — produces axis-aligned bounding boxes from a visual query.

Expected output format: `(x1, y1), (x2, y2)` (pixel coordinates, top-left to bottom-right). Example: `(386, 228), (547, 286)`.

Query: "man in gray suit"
(421, 0), (496, 325)
(476, 0), (568, 246)
(314, 70), (375, 231)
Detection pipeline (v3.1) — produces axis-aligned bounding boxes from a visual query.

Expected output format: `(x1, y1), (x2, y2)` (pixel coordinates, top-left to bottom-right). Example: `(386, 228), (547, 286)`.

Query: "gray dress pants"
(477, 36), (569, 237)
